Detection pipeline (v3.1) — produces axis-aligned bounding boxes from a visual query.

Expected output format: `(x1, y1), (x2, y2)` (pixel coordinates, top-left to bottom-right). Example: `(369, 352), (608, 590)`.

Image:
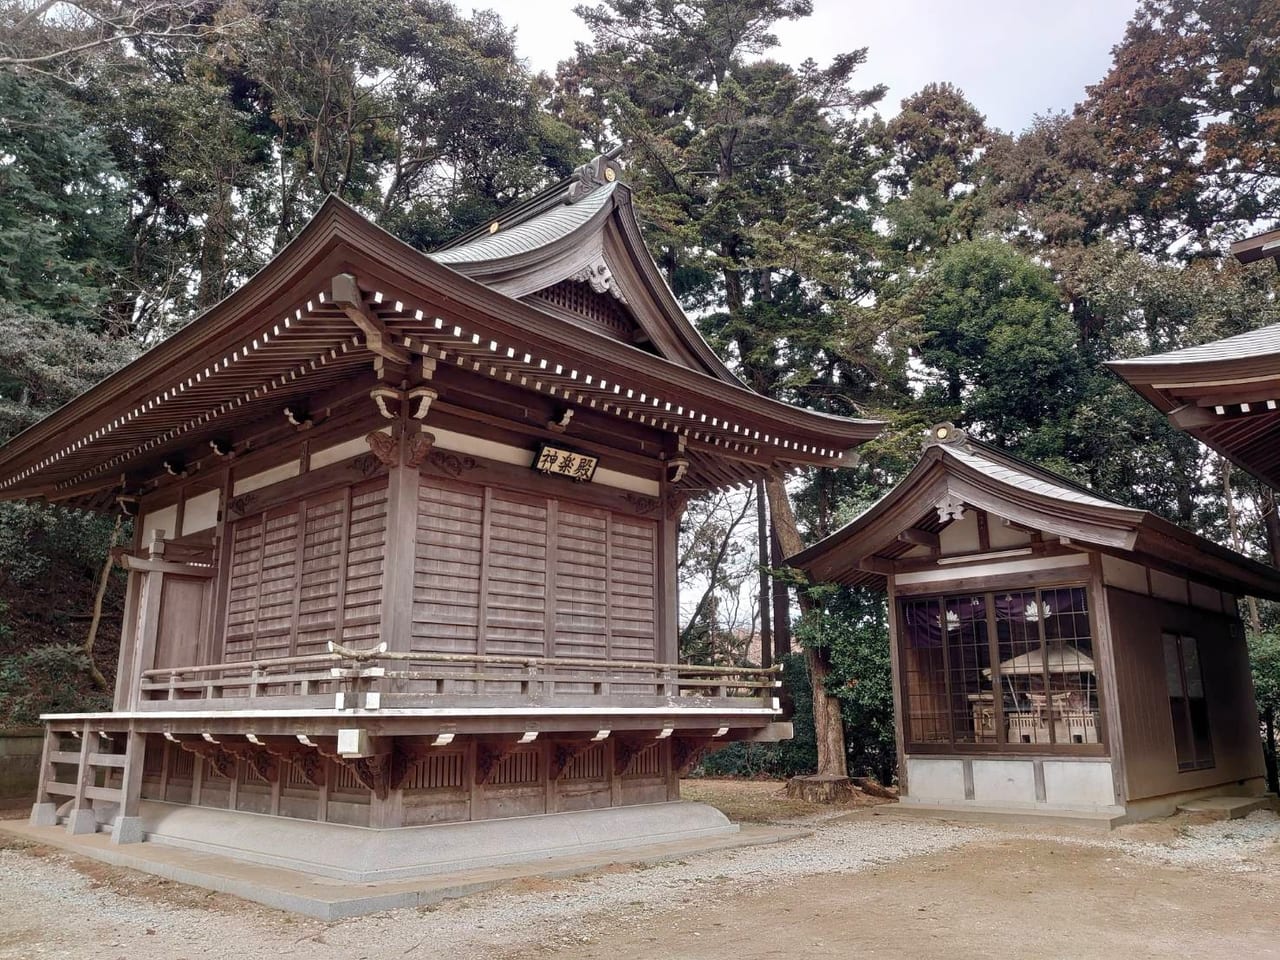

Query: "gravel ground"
(1, 791), (1279, 960)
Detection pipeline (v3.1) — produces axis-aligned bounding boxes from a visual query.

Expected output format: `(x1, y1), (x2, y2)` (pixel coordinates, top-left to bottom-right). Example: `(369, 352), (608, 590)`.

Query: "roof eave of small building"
(786, 433), (1280, 603)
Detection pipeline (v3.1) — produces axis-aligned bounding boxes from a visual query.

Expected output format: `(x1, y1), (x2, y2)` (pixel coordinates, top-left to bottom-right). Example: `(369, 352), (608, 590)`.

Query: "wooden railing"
(137, 648), (782, 712)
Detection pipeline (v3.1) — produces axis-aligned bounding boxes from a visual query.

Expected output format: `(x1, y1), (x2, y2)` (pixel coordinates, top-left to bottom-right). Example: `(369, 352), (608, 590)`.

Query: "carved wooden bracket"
(671, 737), (712, 777)
(366, 429), (399, 467)
(612, 737), (652, 777)
(255, 735), (329, 787)
(475, 741), (518, 785)
(549, 740), (599, 781)
(406, 430), (435, 468)
(178, 739), (237, 779)
(346, 754), (391, 800)
(220, 740), (280, 784)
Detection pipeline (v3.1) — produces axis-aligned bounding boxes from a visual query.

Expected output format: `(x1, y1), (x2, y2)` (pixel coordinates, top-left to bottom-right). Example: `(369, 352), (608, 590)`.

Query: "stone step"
(1176, 795), (1276, 820)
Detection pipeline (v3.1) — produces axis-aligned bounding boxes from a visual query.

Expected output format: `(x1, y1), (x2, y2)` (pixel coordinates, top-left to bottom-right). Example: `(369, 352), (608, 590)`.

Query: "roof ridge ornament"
(569, 258), (627, 301)
(928, 422), (967, 447)
(567, 153), (623, 203)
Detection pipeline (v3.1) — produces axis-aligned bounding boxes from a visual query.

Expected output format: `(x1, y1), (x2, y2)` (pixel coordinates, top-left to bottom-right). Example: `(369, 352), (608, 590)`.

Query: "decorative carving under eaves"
(347, 754), (391, 800)
(475, 742), (511, 785)
(936, 495), (965, 524)
(612, 738), (650, 777)
(406, 431), (435, 468)
(179, 740), (237, 780)
(226, 492), (258, 519)
(672, 737), (711, 777)
(427, 448), (480, 479)
(366, 430), (399, 467)
(220, 741), (280, 784)
(256, 737), (327, 786)
(549, 741), (597, 781)
(569, 260), (627, 302)
(622, 493), (660, 516)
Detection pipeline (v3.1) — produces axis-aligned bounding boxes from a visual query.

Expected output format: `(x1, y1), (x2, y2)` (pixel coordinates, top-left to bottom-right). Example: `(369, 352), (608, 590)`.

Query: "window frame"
(895, 582), (1109, 758)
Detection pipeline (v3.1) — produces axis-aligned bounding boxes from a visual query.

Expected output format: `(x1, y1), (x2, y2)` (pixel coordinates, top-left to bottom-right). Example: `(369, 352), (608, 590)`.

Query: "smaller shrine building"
(788, 425), (1280, 824)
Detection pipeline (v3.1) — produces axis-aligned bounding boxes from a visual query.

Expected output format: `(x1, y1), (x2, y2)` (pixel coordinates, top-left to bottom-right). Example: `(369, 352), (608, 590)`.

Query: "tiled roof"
(432, 184), (615, 264)
(1113, 322), (1280, 366)
(941, 443), (1126, 512)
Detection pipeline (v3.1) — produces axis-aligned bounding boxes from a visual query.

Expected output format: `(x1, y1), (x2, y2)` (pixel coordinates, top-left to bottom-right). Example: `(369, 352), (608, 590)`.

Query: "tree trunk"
(1222, 460), (1262, 632)
(1263, 489), (1280, 569)
(83, 514), (122, 693)
(770, 527), (792, 656)
(764, 475), (848, 780)
(1264, 707), (1279, 797)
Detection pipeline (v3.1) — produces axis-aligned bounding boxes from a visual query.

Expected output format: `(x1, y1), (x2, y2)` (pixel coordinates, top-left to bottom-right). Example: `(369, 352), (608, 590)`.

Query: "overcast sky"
(471, 0), (1140, 133)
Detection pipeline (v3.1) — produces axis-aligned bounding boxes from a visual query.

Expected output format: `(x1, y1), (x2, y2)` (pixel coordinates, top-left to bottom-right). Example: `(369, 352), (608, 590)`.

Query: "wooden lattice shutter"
(608, 515), (657, 661)
(294, 492), (347, 656)
(340, 479), (388, 647)
(412, 476), (483, 654)
(484, 491), (548, 657)
(554, 504), (609, 658)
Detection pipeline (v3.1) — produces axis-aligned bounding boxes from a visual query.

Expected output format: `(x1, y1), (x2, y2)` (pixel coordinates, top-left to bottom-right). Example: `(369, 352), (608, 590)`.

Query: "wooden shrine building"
(787, 424), (1279, 824)
(0, 154), (882, 876)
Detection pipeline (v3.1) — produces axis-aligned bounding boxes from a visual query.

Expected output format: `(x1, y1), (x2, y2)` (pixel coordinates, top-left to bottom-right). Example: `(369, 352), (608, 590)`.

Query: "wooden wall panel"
(222, 477), (387, 661)
(412, 476), (660, 662)
(555, 505), (610, 658)
(295, 495), (346, 657)
(485, 492), (548, 657)
(341, 481), (388, 647)
(413, 479), (483, 654)
(153, 576), (210, 670)
(1105, 586), (1265, 801)
(608, 516), (657, 661)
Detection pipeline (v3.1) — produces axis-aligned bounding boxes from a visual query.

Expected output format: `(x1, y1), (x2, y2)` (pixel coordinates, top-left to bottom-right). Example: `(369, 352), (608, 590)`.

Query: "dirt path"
(1, 782), (1278, 960)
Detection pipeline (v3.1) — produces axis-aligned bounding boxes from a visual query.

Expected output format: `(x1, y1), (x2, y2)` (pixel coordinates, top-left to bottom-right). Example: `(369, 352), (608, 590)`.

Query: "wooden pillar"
(380, 419), (419, 654)
(111, 730), (146, 844)
(886, 577), (908, 797)
(191, 754), (204, 807)
(29, 727), (59, 826)
(657, 474), (680, 664)
(127, 545), (167, 711)
(65, 722), (96, 835)
(1088, 554), (1128, 807)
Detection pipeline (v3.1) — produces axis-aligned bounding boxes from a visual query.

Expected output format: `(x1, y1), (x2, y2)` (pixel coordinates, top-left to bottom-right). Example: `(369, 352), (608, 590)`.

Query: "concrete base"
(110, 816), (145, 844)
(0, 816), (805, 920)
(1176, 795), (1278, 820)
(875, 799), (1127, 831)
(29, 802), (57, 827)
(138, 799), (737, 882)
(1123, 778), (1268, 822)
(64, 808), (98, 836)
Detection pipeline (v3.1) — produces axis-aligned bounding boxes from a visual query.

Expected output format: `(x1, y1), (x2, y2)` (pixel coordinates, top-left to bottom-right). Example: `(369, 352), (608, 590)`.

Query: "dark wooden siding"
(223, 477), (387, 661)
(1105, 587), (1264, 801)
(414, 474), (657, 660)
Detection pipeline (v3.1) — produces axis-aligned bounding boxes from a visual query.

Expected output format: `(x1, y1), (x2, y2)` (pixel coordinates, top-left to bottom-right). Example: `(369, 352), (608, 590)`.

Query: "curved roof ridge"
(432, 183), (616, 265)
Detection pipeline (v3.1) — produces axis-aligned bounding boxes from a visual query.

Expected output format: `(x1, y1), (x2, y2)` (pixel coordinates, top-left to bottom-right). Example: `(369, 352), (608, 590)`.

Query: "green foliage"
(0, 642), (111, 728)
(1251, 630), (1280, 719)
(0, 72), (126, 326)
(796, 588), (896, 784)
(696, 651), (818, 778)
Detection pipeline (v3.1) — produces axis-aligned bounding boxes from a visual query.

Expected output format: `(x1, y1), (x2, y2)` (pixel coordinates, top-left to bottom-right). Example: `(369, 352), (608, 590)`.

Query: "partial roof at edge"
(785, 428), (1280, 602)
